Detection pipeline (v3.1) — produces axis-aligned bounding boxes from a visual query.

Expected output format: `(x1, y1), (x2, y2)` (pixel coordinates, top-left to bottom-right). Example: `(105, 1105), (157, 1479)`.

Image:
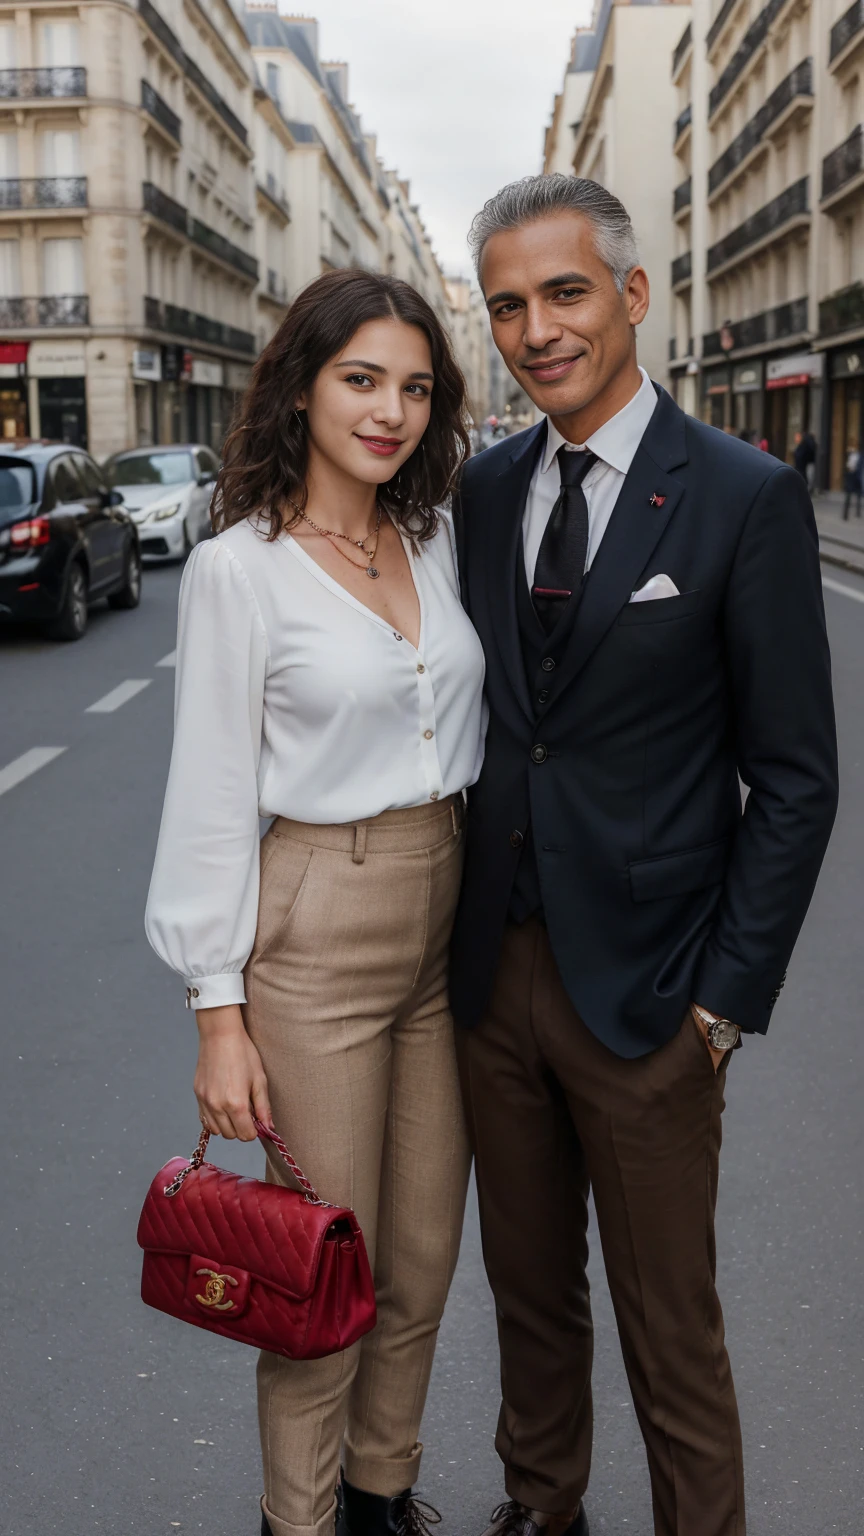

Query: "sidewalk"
(813, 490), (864, 577)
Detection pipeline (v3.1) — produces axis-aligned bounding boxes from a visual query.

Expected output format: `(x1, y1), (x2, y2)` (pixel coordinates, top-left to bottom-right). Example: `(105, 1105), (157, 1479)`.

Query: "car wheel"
(47, 560), (88, 642)
(107, 541), (142, 610)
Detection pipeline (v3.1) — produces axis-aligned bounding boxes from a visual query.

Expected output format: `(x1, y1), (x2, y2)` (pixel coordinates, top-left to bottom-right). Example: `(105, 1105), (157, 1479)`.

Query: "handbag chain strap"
(163, 1118), (330, 1206)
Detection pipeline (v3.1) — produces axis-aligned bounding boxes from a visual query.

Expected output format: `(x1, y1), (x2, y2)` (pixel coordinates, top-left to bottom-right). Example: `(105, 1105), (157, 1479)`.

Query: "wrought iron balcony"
(673, 23), (692, 77)
(819, 282), (864, 338)
(141, 79), (181, 142)
(0, 177), (87, 210)
(830, 0), (864, 65)
(143, 183), (259, 281)
(144, 295), (255, 355)
(184, 54), (247, 147)
(0, 294), (89, 327)
(707, 0), (740, 51)
(0, 66), (86, 100)
(674, 103), (692, 143)
(708, 59), (812, 195)
(189, 216), (258, 280)
(822, 124), (864, 203)
(702, 297), (808, 355)
(671, 251), (692, 287)
(673, 177), (692, 215)
(143, 179), (187, 235)
(709, 0), (787, 119)
(707, 177), (809, 274)
(138, 0), (247, 146)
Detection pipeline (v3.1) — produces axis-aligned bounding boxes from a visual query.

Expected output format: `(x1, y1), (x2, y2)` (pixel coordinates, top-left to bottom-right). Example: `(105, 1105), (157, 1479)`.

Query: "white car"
(102, 445), (218, 560)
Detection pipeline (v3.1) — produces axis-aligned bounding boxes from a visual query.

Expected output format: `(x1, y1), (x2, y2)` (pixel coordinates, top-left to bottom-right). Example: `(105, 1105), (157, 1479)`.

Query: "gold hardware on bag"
(195, 1268), (238, 1310)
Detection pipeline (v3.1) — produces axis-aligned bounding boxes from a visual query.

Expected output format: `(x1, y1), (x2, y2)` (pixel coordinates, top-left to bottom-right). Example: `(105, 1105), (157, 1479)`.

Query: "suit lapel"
(545, 387), (689, 705)
(481, 422), (545, 726)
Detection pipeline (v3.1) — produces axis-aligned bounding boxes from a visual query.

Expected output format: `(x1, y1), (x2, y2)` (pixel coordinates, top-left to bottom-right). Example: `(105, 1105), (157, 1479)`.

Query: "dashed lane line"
(0, 747), (67, 799)
(156, 650), (176, 668)
(823, 576), (864, 605)
(85, 679), (152, 714)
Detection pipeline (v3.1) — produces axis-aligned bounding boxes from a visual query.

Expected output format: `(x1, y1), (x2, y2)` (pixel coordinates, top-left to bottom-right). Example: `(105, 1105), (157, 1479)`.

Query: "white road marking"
(822, 576), (864, 605)
(85, 679), (151, 714)
(156, 650), (176, 668)
(0, 746), (67, 798)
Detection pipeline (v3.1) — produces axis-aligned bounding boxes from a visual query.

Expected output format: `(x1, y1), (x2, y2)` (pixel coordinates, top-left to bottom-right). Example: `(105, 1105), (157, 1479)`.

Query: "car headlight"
(152, 501), (182, 522)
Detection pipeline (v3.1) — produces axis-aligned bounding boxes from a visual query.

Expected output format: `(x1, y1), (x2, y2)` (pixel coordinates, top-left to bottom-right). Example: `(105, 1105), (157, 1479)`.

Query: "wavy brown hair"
(213, 268), (471, 542)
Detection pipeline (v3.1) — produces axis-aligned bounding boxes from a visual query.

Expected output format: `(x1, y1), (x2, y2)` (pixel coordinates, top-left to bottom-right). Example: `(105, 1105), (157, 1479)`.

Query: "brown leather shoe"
(479, 1500), (588, 1536)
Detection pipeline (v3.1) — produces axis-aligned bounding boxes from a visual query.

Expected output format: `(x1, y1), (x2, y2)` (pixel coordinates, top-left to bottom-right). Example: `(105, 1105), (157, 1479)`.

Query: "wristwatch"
(692, 1003), (741, 1052)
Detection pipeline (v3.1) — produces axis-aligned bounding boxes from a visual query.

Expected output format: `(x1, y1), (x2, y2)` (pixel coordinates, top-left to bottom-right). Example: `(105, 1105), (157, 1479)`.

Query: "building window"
(266, 63), (281, 104)
(42, 236), (84, 295)
(0, 131), (18, 179)
(0, 22), (17, 69)
(39, 21), (81, 67)
(39, 128), (81, 177)
(0, 239), (21, 297)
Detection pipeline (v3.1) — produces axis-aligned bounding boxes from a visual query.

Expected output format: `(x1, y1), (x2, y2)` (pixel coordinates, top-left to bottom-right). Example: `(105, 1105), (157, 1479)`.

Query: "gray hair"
(468, 173), (640, 293)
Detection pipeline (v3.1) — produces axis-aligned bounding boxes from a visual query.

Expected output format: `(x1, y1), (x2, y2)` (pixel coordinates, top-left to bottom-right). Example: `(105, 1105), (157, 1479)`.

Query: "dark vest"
(510, 557), (584, 922)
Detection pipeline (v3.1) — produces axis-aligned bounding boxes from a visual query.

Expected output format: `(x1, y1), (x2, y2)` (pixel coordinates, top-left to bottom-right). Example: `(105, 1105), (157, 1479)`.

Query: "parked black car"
(0, 444), (141, 641)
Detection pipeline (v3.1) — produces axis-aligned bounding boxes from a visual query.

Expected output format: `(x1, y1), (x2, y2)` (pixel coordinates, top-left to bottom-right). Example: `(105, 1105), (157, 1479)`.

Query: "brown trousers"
(244, 798), (471, 1536)
(457, 919), (744, 1536)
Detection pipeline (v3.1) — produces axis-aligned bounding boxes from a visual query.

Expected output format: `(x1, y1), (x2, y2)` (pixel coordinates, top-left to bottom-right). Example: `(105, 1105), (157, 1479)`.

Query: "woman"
(843, 440), (862, 520)
(145, 269), (485, 1536)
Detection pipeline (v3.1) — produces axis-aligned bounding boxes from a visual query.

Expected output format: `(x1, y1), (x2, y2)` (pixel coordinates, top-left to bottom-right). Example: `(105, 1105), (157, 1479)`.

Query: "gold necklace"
(289, 500), (383, 579)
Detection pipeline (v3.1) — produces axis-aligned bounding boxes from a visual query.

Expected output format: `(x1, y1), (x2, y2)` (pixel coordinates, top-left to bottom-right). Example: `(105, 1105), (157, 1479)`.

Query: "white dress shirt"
(145, 513), (486, 1010)
(523, 366), (658, 585)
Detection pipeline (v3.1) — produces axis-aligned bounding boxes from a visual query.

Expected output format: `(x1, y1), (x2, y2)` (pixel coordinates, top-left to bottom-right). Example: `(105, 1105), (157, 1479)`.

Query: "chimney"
(323, 60), (349, 101)
(284, 15), (319, 59)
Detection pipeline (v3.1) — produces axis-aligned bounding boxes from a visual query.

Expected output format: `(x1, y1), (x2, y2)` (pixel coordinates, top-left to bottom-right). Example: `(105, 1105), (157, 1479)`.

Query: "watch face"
(710, 1020), (739, 1051)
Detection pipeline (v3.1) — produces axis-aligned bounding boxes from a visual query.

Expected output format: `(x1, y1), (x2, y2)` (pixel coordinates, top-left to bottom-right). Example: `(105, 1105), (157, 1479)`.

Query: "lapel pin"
(649, 493), (666, 507)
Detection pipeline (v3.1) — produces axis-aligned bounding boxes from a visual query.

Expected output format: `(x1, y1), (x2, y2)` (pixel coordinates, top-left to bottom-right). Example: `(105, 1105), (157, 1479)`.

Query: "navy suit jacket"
(450, 385), (839, 1057)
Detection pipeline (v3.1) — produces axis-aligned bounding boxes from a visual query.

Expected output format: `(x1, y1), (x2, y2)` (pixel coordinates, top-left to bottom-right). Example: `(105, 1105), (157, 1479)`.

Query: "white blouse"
(145, 513), (486, 1010)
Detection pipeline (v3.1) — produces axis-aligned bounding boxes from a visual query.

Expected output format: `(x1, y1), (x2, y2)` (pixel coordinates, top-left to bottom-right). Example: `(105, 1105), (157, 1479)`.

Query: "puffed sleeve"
(145, 539), (269, 1009)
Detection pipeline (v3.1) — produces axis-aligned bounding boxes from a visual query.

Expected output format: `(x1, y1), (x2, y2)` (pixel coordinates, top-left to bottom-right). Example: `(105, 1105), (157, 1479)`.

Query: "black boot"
(341, 1477), (441, 1535)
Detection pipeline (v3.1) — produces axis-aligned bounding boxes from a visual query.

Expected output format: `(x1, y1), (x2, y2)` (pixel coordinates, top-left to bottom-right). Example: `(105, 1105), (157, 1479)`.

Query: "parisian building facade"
(546, 0), (864, 486)
(0, 0), (488, 461)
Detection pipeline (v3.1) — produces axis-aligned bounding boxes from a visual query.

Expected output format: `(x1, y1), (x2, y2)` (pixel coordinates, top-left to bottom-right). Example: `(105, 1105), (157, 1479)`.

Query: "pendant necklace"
(290, 500), (383, 579)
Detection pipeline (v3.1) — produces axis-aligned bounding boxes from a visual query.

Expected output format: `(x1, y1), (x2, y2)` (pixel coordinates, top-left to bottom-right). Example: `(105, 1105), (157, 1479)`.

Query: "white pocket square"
(629, 574), (680, 603)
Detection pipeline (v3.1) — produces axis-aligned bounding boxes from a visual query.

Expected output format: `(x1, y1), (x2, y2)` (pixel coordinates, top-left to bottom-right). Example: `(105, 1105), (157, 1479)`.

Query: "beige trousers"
(243, 796), (471, 1536)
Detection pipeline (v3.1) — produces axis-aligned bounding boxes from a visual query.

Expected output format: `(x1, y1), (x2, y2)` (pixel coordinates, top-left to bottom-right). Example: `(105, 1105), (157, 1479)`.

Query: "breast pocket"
(618, 590), (701, 626)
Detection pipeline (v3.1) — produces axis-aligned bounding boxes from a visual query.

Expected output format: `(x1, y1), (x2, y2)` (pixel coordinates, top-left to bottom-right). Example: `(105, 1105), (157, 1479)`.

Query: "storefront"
(0, 342), (29, 439)
(701, 364), (732, 430)
(132, 346), (162, 447)
(827, 346), (864, 491)
(188, 357), (225, 451)
(28, 340), (88, 447)
(764, 351), (824, 465)
(731, 360), (764, 438)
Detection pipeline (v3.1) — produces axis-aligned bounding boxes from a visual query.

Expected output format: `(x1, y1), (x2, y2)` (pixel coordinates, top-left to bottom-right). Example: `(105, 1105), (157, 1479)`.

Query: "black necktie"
(532, 447), (597, 634)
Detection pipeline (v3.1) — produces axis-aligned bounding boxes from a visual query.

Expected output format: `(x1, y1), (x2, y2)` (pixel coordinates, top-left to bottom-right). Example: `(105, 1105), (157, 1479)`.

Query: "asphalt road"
(1, 559), (863, 1536)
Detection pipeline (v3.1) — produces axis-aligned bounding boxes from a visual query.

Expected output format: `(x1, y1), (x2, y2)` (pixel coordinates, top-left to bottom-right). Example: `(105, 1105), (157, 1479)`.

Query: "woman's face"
(299, 317), (434, 486)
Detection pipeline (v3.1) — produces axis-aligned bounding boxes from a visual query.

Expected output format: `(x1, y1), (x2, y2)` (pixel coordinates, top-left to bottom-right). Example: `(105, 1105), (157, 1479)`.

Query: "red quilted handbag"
(137, 1120), (377, 1359)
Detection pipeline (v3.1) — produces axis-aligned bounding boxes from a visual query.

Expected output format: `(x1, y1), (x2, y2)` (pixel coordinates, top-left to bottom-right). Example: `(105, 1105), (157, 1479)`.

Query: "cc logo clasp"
(194, 1267), (238, 1310)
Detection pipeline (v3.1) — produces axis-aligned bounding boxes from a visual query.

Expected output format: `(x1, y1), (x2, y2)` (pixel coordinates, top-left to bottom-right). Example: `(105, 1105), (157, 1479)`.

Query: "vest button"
(530, 744), (548, 764)
(537, 689), (549, 705)
(510, 829), (524, 849)
(541, 657), (556, 672)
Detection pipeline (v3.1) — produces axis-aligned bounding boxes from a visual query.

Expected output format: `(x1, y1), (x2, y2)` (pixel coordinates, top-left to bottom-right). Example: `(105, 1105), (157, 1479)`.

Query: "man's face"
(480, 212), (649, 420)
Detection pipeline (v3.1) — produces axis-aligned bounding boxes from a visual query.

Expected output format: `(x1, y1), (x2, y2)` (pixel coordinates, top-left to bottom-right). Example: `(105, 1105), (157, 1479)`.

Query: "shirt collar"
(539, 366), (657, 477)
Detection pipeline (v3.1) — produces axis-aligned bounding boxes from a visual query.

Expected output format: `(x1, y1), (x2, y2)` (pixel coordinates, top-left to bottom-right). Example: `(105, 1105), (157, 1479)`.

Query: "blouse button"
(423, 729), (434, 740)
(430, 790), (439, 800)
(416, 663), (425, 674)
(393, 632), (403, 641)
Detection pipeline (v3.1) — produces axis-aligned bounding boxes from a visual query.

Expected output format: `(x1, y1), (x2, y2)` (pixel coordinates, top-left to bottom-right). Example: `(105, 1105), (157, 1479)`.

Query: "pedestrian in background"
(793, 429), (817, 490)
(452, 173), (838, 1536)
(146, 268), (485, 1536)
(843, 441), (862, 520)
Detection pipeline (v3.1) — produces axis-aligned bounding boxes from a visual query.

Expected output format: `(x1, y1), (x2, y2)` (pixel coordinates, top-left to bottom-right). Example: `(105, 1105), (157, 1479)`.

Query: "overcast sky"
(301, 0), (594, 276)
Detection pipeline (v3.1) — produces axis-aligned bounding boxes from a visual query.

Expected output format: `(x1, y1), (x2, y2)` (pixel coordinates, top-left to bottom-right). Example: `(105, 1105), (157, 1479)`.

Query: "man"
(451, 175), (838, 1536)
(793, 428), (817, 488)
